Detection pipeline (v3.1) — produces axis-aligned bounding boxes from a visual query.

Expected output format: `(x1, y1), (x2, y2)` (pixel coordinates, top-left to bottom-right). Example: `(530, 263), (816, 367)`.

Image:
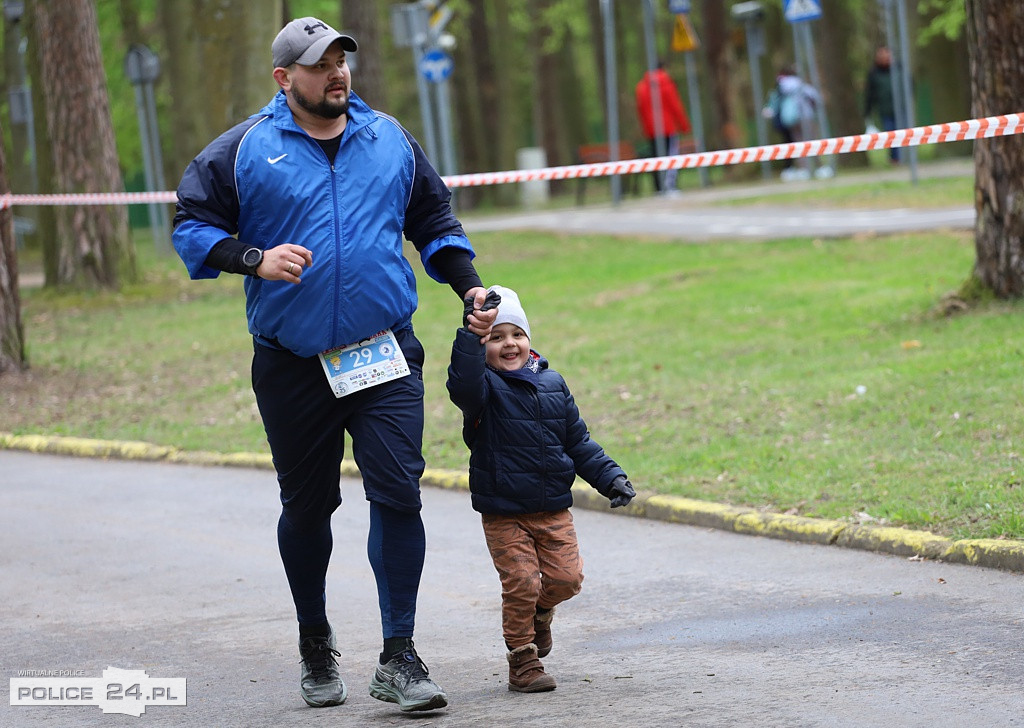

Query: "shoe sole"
(301, 684), (347, 708)
(508, 679), (557, 693)
(369, 680), (448, 712)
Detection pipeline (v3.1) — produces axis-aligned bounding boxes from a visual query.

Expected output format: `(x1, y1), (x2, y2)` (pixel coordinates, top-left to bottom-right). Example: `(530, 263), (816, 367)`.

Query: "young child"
(446, 285), (635, 693)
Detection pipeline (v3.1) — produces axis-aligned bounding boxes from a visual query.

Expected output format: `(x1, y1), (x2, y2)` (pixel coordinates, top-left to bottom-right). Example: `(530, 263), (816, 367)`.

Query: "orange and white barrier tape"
(1, 113), (1021, 209)
(443, 113), (1021, 188)
(1, 190), (176, 208)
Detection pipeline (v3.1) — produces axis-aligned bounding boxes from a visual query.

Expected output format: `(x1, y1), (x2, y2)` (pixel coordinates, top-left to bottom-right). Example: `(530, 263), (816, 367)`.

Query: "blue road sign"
(784, 0), (822, 23)
(667, 0), (691, 14)
(419, 48), (454, 83)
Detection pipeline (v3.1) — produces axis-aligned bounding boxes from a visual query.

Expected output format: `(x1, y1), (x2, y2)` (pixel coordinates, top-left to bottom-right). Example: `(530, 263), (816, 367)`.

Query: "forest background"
(3, 0), (974, 217)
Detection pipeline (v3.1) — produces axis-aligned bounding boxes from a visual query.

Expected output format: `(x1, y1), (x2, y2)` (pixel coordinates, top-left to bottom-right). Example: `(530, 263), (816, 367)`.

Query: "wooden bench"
(576, 141), (637, 205)
(575, 138), (697, 204)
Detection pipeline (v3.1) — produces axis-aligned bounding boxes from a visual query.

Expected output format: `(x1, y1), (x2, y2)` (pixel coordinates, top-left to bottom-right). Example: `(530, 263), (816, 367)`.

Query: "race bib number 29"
(318, 329), (410, 398)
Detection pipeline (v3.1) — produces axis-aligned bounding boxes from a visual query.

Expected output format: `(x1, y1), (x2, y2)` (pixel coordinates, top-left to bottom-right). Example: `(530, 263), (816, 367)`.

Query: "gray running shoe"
(368, 645), (448, 712)
(299, 630), (347, 707)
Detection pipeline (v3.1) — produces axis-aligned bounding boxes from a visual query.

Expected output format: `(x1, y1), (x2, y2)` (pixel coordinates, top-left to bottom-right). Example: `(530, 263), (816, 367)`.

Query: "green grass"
(7, 183), (1024, 541)
(702, 174), (975, 209)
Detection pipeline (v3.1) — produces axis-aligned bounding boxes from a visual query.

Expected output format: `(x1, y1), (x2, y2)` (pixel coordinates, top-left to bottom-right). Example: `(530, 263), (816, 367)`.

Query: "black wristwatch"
(241, 247), (264, 277)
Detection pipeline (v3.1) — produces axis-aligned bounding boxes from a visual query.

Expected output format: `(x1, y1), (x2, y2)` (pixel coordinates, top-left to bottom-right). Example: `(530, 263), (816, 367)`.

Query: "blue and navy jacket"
(172, 90), (473, 357)
(446, 328), (626, 516)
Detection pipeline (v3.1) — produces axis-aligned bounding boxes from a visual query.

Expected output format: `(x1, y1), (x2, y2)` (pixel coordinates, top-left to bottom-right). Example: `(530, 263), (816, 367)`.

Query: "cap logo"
(304, 22), (328, 35)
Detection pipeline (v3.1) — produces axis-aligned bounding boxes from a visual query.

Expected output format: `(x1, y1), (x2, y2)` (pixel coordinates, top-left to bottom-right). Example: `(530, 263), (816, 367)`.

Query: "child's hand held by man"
(463, 289), (502, 339)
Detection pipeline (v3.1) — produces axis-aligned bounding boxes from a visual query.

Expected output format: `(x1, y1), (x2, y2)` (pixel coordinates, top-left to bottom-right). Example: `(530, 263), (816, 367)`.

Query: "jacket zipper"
(531, 386), (546, 510)
(329, 152), (341, 347)
(302, 129), (342, 348)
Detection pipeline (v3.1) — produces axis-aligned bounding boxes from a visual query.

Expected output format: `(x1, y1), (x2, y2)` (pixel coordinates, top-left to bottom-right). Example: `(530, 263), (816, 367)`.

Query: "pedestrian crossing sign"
(671, 14), (699, 53)
(784, 0), (822, 23)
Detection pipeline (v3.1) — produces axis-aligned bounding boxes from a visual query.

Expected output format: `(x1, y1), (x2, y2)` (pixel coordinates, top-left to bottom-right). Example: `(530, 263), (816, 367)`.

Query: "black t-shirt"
(313, 133), (343, 164)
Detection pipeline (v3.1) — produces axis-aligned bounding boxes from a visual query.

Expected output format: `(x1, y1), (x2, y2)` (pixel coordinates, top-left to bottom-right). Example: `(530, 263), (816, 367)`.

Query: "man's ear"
(273, 67), (291, 92)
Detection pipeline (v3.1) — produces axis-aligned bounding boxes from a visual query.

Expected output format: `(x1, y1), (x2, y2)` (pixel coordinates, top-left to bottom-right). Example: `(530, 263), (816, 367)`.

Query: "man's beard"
(292, 85), (348, 119)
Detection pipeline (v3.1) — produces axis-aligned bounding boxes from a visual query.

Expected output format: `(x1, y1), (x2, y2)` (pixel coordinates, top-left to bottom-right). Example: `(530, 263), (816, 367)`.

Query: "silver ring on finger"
(288, 262), (296, 275)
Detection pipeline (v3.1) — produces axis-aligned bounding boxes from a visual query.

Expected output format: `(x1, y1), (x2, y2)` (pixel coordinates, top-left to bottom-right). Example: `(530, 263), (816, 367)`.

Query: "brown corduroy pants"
(481, 509), (584, 649)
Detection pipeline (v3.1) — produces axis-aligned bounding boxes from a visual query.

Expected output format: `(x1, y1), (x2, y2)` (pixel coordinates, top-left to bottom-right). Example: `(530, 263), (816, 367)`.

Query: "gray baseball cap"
(272, 17), (357, 68)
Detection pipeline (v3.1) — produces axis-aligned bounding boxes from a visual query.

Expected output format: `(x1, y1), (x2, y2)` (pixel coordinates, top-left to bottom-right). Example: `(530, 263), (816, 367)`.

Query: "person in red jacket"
(635, 62), (691, 195)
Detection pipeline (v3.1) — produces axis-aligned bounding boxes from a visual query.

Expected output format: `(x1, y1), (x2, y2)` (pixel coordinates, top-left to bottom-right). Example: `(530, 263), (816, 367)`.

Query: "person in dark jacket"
(172, 17), (497, 715)
(446, 285), (635, 694)
(864, 46), (900, 164)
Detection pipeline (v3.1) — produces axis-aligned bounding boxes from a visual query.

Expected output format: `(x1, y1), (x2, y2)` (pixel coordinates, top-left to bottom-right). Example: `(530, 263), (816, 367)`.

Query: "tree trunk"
(917, 12), (972, 159)
(160, 0), (279, 186)
(3, 6), (39, 249)
(117, 0), (142, 43)
(341, 0), (386, 110)
(965, 0), (1024, 298)
(586, 0), (608, 120)
(556, 34), (587, 161)
(0, 119), (27, 374)
(699, 0), (739, 151)
(193, 0), (279, 137)
(491, 0), (518, 187)
(3, 9), (35, 194)
(449, 2), (487, 209)
(531, 0), (570, 195)
(614, 2), (644, 148)
(27, 0), (135, 289)
(231, 1), (280, 128)
(24, 1), (59, 287)
(159, 0), (215, 180)
(464, 0), (496, 174)
(816, 1), (866, 167)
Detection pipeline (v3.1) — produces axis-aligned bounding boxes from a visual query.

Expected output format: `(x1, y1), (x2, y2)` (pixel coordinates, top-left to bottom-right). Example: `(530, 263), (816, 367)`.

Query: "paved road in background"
(3, 451), (1022, 727)
(462, 160), (974, 240)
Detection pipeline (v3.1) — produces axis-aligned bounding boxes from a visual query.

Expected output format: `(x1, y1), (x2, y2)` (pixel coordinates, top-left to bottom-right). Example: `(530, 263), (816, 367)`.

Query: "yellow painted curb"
(3, 432), (1023, 573)
(0, 433), (177, 461)
(943, 538), (1024, 571)
(836, 524), (952, 560)
(732, 511), (847, 544)
(423, 468), (470, 492)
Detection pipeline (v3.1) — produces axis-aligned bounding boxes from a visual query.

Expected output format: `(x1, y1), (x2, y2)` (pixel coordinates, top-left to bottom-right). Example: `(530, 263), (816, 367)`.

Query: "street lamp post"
(599, 0), (622, 204)
(124, 44), (169, 251)
(732, 2), (771, 180)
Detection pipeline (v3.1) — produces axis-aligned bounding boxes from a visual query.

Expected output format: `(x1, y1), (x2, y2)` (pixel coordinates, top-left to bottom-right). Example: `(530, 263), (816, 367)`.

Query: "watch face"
(243, 248), (262, 267)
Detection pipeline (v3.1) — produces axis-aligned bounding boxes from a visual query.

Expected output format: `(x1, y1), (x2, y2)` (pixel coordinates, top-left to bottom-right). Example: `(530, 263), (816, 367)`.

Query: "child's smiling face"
(485, 323), (530, 371)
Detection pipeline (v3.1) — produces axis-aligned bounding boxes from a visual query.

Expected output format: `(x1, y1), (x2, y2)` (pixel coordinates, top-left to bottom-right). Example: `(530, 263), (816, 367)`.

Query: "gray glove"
(608, 475), (635, 508)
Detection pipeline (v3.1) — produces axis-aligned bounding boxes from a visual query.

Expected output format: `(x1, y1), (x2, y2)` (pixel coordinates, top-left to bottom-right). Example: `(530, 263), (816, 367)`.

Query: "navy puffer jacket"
(446, 328), (626, 515)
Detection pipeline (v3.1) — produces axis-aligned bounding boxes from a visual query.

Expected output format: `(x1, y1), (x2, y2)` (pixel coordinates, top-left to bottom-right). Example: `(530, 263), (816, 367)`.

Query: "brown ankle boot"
(507, 644), (556, 693)
(534, 607), (555, 658)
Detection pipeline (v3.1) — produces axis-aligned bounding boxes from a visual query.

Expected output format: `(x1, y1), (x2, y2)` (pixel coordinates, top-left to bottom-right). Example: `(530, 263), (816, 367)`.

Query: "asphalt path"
(464, 203), (972, 241)
(2, 450), (1022, 727)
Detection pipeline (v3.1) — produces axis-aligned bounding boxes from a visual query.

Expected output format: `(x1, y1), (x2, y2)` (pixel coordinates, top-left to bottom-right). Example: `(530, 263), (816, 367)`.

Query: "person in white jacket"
(763, 65), (822, 180)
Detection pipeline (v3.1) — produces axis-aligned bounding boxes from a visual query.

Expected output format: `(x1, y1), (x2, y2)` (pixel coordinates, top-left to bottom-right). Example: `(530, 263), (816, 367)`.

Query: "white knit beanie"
(488, 285), (531, 340)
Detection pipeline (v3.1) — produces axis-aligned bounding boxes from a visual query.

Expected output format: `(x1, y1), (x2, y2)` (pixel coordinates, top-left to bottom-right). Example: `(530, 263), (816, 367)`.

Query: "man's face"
(287, 42), (351, 119)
